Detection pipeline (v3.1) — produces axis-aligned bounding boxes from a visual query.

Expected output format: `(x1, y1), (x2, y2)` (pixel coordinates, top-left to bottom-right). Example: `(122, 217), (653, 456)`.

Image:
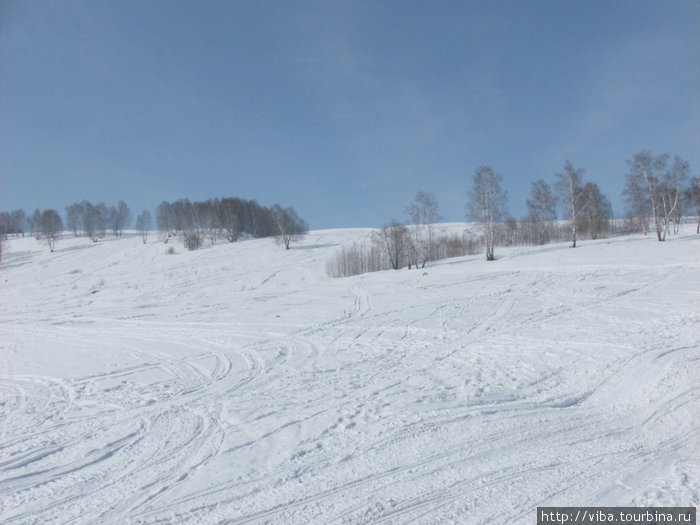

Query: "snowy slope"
(1, 227), (698, 524)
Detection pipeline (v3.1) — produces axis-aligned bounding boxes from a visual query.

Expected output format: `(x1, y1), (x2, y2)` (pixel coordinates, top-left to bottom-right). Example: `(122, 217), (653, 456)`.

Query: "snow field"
(1, 227), (698, 523)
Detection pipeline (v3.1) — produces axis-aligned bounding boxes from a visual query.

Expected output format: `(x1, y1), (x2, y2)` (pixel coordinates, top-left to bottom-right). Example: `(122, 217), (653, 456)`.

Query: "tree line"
(64, 200), (133, 241)
(0, 196), (308, 255)
(328, 151), (699, 277)
(0, 209), (63, 254)
(154, 197), (307, 250)
(1, 150), (698, 261)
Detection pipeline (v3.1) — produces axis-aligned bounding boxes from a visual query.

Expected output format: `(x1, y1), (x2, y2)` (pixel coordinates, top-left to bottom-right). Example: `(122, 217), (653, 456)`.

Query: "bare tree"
(80, 201), (101, 242)
(554, 161), (588, 248)
(0, 211), (25, 238)
(107, 205), (118, 236)
(684, 176), (700, 234)
(467, 166), (508, 261)
(0, 211), (17, 238)
(270, 205), (308, 249)
(41, 209), (63, 252)
(255, 203), (277, 237)
(65, 203), (84, 237)
(95, 203), (108, 239)
(181, 199), (203, 250)
(183, 230), (203, 250)
(204, 198), (223, 244)
(220, 197), (242, 242)
(326, 242), (390, 277)
(136, 210), (152, 244)
(0, 212), (10, 239)
(501, 216), (519, 246)
(167, 198), (202, 250)
(577, 182), (612, 239)
(666, 157), (689, 236)
(110, 200), (132, 237)
(405, 190), (442, 268)
(526, 179), (557, 245)
(622, 172), (650, 235)
(374, 220), (409, 269)
(76, 200), (109, 242)
(29, 209), (42, 238)
(624, 151), (688, 241)
(194, 200), (215, 245)
(156, 201), (176, 242)
(10, 210), (25, 237)
(173, 199), (195, 234)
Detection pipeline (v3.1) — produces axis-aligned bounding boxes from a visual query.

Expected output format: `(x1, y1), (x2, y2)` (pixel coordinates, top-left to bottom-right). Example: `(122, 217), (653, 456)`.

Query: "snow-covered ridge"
(1, 227), (698, 524)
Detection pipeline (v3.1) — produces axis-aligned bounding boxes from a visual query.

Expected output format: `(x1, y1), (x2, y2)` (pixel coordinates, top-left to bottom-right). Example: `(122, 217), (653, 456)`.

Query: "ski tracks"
(2, 235), (699, 523)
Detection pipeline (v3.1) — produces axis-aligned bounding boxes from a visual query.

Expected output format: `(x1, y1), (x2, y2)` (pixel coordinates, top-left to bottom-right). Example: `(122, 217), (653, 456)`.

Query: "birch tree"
(526, 179), (557, 245)
(374, 221), (408, 269)
(65, 203), (84, 237)
(270, 205), (308, 249)
(577, 182), (612, 239)
(136, 210), (151, 244)
(80, 201), (101, 242)
(10, 210), (25, 237)
(220, 197), (242, 242)
(29, 209), (42, 238)
(405, 190), (442, 268)
(554, 161), (588, 248)
(466, 166), (507, 261)
(624, 151), (688, 241)
(41, 209), (63, 252)
(0, 212), (9, 239)
(156, 201), (176, 242)
(684, 176), (700, 234)
(622, 172), (650, 235)
(111, 200), (132, 237)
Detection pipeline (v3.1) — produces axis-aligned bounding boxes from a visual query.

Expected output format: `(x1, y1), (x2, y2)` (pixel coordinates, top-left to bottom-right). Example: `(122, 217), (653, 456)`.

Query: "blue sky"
(1, 0), (698, 229)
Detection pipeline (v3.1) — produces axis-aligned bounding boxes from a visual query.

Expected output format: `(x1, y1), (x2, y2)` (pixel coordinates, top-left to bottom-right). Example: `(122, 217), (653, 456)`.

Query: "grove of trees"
(0, 209), (27, 238)
(623, 151), (688, 242)
(328, 151), (696, 277)
(64, 200), (131, 242)
(155, 197), (307, 250)
(0, 150), (695, 261)
(1, 196), (309, 254)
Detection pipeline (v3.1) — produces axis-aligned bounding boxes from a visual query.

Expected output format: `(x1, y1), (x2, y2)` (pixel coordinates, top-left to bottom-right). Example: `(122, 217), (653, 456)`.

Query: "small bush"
(166, 246), (176, 255)
(183, 231), (203, 251)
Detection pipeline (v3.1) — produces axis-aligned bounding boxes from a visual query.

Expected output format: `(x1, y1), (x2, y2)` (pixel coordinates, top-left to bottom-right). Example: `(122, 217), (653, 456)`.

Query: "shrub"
(327, 231), (482, 278)
(183, 231), (203, 251)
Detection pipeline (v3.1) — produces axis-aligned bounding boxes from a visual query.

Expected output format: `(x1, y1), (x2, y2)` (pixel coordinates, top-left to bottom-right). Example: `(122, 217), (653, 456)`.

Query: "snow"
(1, 227), (698, 524)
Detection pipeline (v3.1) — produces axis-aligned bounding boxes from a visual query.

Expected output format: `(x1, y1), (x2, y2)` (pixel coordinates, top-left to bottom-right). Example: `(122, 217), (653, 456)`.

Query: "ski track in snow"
(1, 227), (698, 524)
